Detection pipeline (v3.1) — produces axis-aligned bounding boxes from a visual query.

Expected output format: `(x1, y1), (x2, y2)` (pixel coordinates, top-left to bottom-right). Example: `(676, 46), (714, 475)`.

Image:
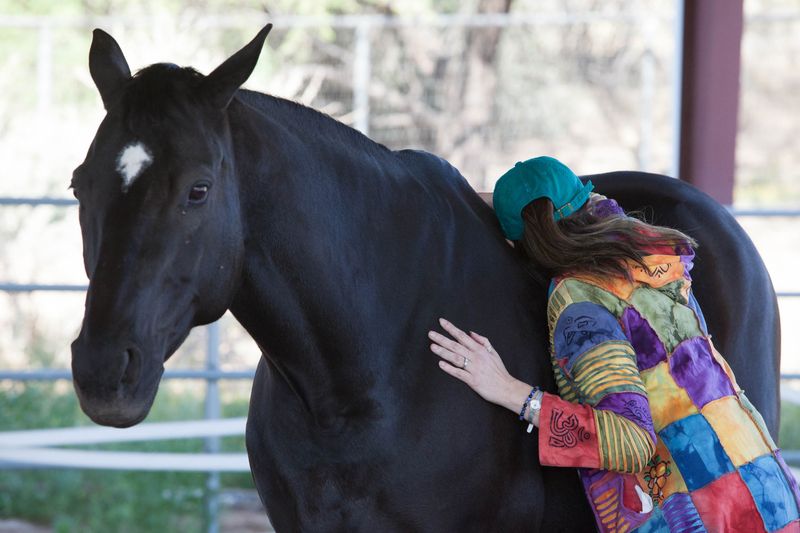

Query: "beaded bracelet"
(519, 386), (541, 421)
(526, 390), (544, 433)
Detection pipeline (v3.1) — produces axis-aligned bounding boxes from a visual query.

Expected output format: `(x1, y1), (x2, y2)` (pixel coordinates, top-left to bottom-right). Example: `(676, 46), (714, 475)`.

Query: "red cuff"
(538, 393), (601, 468)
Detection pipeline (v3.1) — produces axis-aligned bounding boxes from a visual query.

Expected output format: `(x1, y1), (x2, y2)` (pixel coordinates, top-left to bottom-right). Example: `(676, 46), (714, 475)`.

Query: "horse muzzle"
(71, 336), (163, 428)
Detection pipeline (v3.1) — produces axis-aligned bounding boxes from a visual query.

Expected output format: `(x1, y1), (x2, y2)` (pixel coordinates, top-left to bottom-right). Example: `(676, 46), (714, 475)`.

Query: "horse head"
(70, 25), (272, 427)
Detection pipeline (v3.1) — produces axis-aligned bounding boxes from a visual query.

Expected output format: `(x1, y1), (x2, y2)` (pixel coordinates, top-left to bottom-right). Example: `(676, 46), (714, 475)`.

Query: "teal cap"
(492, 156), (594, 240)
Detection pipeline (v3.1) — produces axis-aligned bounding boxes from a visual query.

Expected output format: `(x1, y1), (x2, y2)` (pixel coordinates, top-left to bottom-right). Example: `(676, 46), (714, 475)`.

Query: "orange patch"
(636, 439), (688, 504)
(640, 361), (698, 431)
(629, 255), (685, 288)
(702, 396), (773, 467)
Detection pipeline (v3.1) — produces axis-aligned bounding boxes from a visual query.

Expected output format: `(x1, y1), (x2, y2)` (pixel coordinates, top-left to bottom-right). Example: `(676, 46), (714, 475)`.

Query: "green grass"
(0, 381), (254, 532)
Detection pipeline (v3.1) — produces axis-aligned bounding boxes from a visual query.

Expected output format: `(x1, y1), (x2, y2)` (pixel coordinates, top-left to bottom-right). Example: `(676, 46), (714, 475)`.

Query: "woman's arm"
(431, 303), (657, 474)
(539, 298), (656, 472)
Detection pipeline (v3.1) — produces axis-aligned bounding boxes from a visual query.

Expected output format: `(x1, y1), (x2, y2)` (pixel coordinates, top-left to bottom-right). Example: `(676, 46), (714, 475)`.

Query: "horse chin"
(74, 369), (163, 428)
(85, 404), (151, 428)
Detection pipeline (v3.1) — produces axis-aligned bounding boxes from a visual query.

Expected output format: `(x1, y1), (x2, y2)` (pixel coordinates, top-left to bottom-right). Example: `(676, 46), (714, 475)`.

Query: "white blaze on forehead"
(116, 142), (153, 192)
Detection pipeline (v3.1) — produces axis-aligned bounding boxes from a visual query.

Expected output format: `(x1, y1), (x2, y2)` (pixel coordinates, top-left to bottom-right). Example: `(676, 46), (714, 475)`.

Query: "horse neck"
(226, 93), (446, 413)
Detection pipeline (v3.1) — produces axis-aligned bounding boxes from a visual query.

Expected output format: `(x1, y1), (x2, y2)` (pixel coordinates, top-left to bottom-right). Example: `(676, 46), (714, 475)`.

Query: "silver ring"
(462, 357), (470, 369)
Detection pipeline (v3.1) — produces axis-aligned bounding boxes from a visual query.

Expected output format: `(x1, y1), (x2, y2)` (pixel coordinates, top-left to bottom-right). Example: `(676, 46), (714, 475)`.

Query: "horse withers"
(71, 25), (780, 532)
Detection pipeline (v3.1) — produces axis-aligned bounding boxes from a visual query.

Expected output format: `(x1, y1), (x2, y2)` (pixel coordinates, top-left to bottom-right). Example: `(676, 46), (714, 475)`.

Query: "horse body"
(227, 92), (581, 530)
(70, 26), (776, 532)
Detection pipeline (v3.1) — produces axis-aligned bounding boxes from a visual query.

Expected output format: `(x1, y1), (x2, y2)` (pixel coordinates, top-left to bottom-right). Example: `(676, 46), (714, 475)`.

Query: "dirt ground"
(0, 521), (49, 533)
(220, 510), (274, 533)
(219, 489), (274, 532)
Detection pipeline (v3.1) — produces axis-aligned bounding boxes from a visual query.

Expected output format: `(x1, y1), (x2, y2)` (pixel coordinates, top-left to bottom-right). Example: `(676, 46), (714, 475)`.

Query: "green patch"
(628, 287), (703, 353)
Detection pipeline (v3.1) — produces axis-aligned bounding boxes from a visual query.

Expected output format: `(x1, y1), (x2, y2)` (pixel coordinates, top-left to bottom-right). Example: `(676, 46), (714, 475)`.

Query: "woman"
(429, 156), (800, 532)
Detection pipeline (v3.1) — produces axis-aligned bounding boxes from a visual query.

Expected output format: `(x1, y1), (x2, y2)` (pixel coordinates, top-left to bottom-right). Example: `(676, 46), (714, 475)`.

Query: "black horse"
(70, 25), (780, 532)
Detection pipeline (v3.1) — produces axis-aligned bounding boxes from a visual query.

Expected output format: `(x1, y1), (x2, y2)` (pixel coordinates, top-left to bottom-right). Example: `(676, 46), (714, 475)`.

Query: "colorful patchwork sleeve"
(538, 300), (657, 473)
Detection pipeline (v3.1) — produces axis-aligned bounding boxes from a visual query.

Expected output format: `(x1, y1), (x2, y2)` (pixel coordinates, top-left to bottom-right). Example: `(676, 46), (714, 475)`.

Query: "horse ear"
(89, 29), (132, 110)
(200, 24), (272, 109)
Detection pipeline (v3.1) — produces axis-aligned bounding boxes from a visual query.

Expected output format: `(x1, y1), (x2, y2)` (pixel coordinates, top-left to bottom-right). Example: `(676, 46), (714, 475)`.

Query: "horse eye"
(188, 183), (210, 204)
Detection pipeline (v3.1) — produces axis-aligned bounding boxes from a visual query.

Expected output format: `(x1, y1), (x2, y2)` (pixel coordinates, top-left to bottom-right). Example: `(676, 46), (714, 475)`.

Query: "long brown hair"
(519, 196), (698, 281)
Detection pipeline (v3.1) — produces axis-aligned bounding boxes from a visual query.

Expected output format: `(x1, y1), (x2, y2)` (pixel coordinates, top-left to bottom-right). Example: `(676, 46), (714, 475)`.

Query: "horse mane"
(121, 62), (391, 161)
(234, 89), (392, 159)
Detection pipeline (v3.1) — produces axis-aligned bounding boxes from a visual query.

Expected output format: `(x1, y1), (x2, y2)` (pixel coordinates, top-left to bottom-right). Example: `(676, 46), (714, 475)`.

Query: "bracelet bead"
(526, 391), (543, 423)
(519, 386), (541, 421)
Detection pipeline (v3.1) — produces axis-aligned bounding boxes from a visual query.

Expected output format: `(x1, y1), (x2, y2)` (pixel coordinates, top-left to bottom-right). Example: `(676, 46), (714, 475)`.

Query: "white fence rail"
(0, 419), (249, 471)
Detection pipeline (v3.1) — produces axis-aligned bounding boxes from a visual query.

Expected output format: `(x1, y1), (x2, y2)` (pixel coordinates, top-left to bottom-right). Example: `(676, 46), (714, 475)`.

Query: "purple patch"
(621, 307), (667, 371)
(596, 392), (656, 443)
(592, 198), (625, 218)
(775, 450), (800, 507)
(669, 337), (735, 409)
(579, 469), (651, 532)
(661, 493), (706, 532)
(579, 467), (609, 489)
(678, 247), (696, 278)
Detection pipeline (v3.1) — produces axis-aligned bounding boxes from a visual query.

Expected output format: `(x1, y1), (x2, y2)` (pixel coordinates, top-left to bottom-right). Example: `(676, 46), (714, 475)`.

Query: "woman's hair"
(519, 197), (698, 280)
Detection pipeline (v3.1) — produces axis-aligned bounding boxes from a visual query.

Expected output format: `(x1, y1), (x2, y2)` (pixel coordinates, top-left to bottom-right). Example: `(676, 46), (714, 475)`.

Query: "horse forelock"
(121, 64), (206, 131)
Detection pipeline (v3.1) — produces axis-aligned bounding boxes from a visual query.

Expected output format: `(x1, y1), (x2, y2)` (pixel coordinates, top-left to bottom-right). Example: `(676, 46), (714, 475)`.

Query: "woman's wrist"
(485, 376), (544, 429)
(501, 378), (536, 414)
(527, 390), (544, 428)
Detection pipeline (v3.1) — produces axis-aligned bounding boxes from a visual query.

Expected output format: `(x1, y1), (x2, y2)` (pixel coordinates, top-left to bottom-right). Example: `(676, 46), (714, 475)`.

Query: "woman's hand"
(429, 318), (533, 415)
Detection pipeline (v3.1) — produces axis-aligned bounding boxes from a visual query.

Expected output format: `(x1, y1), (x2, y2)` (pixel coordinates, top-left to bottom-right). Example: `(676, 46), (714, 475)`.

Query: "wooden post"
(678, 0), (744, 205)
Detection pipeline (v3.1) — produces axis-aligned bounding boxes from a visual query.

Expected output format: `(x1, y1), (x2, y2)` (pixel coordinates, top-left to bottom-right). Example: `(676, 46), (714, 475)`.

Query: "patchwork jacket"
(538, 251), (800, 532)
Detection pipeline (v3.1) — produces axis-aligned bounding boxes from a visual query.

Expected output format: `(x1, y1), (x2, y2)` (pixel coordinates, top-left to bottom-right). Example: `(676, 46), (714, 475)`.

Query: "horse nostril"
(120, 347), (142, 387)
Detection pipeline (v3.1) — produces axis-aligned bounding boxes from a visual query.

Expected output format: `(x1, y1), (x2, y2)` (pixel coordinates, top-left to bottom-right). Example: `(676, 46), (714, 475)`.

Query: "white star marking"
(116, 142), (153, 192)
